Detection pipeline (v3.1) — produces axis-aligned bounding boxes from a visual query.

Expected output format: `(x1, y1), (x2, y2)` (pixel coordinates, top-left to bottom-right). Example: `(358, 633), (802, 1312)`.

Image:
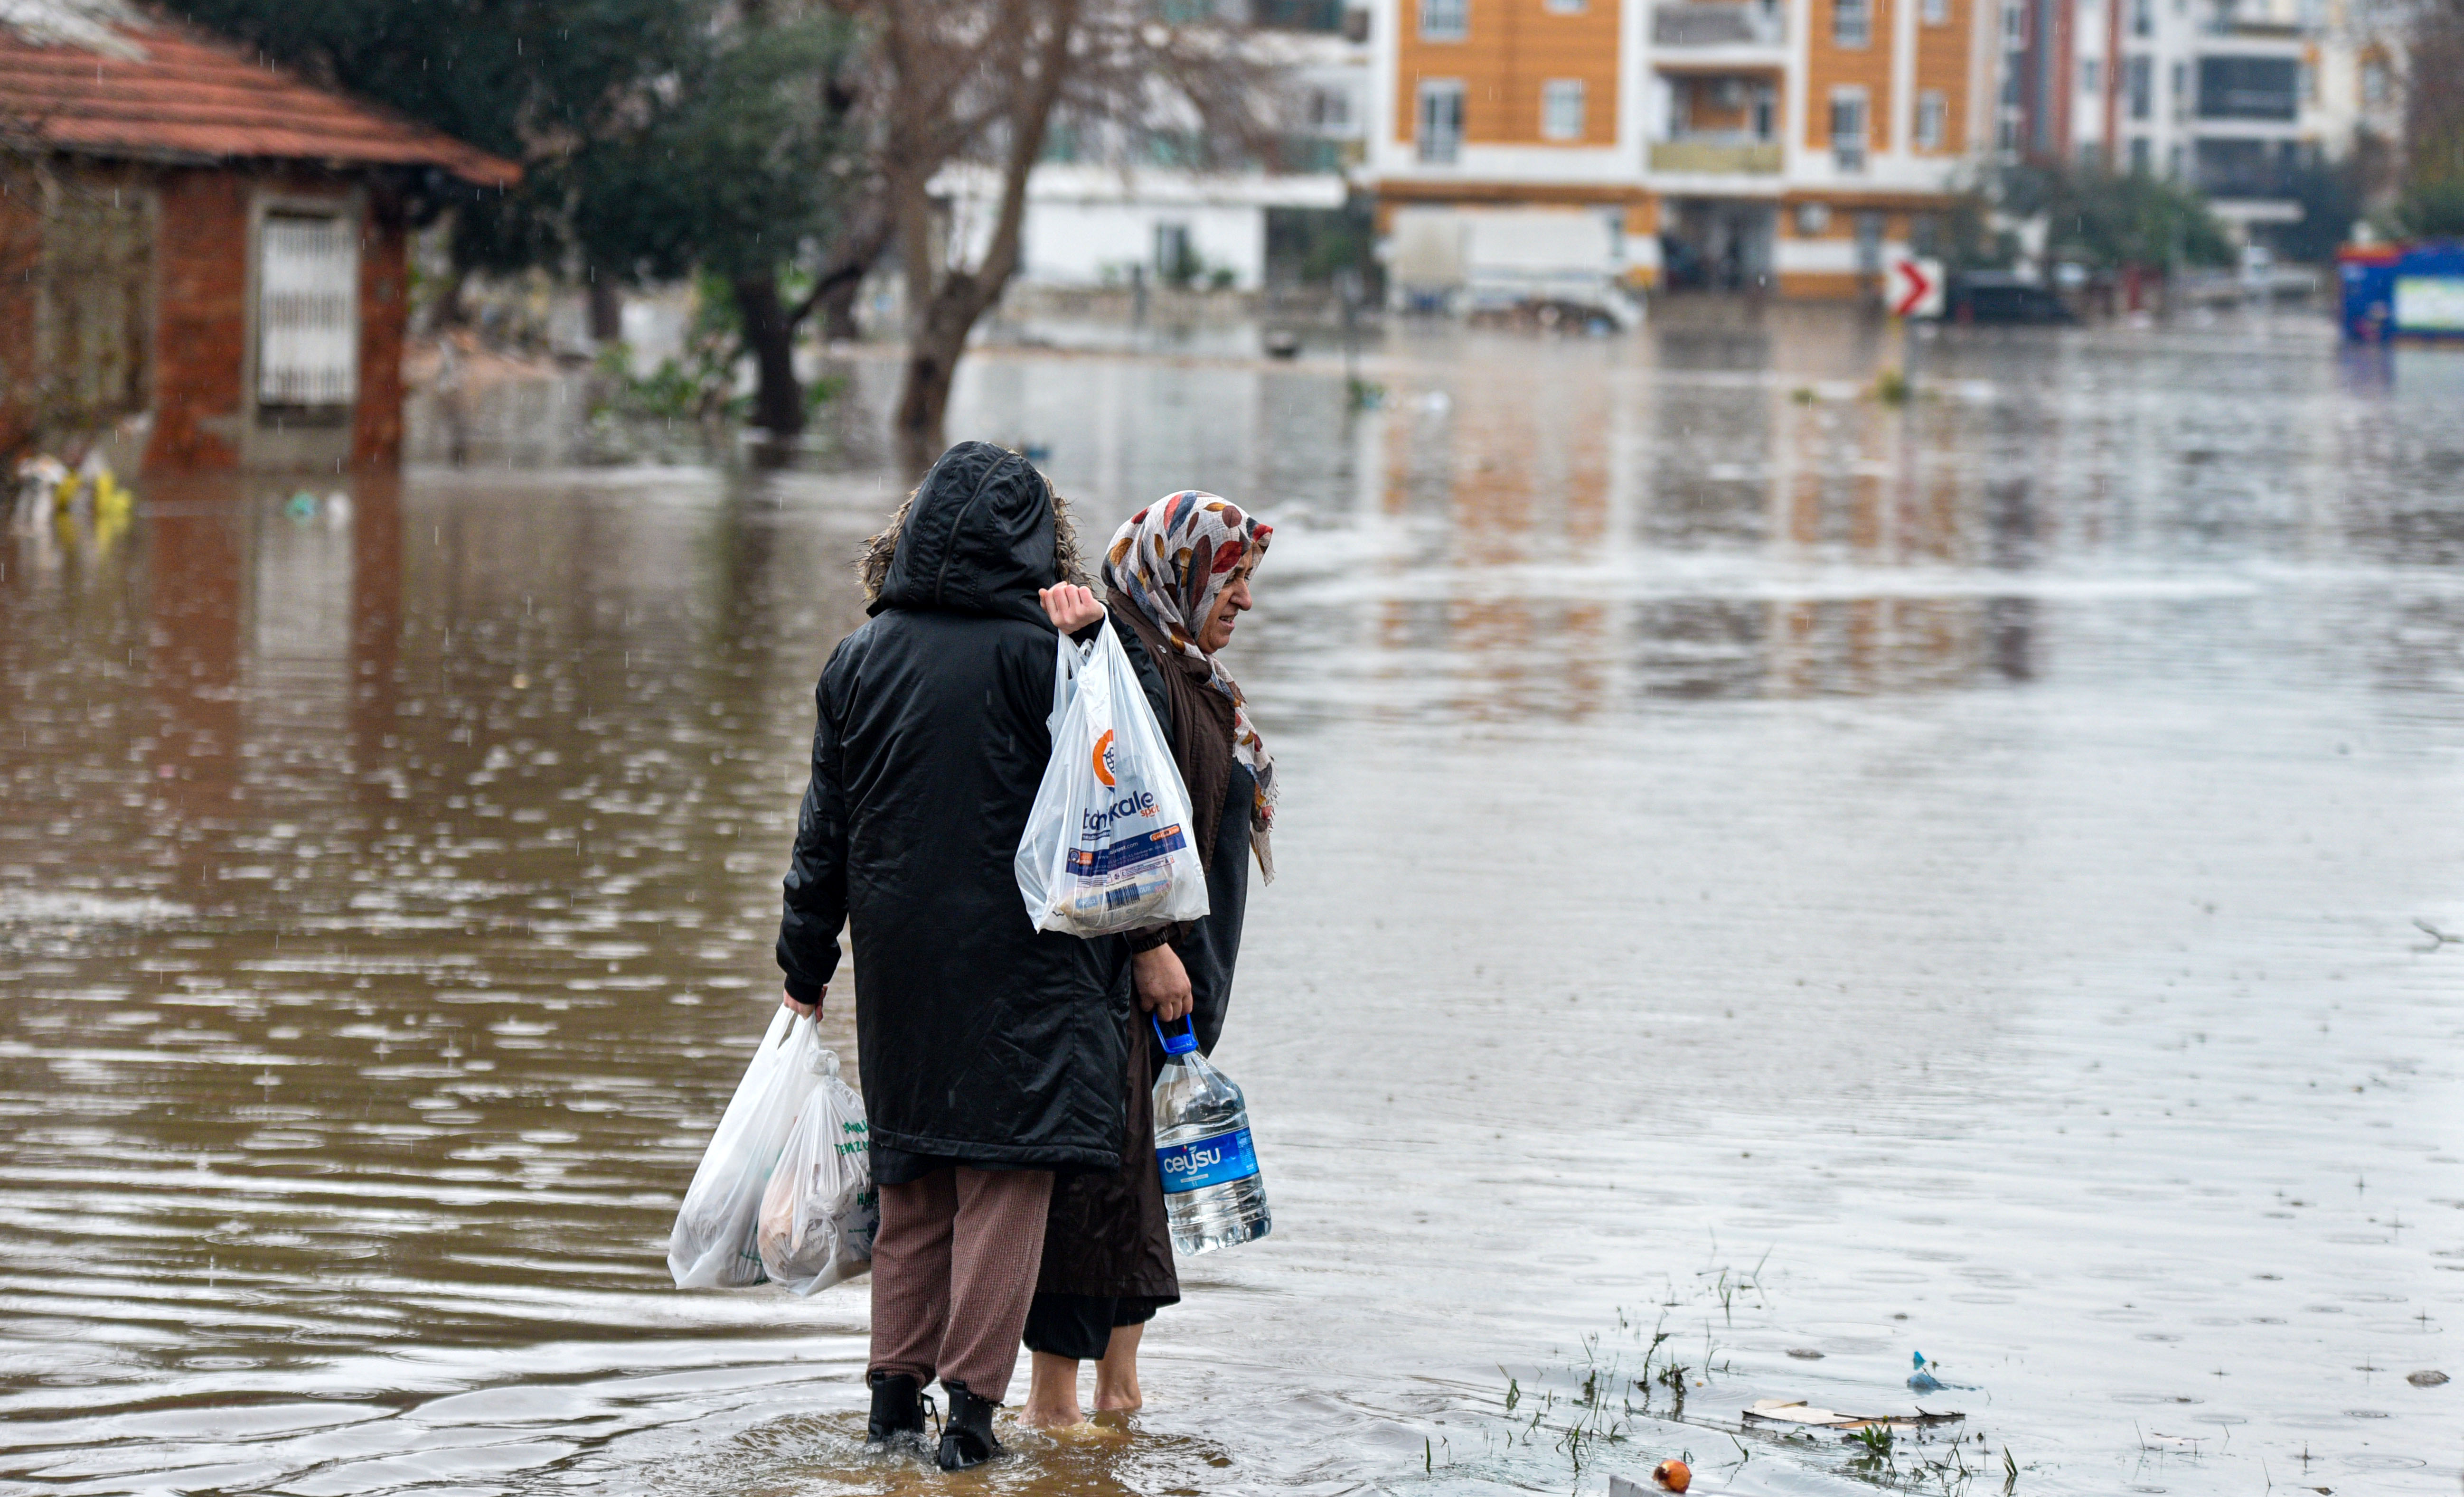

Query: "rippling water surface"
(4, 314), (2461, 1497)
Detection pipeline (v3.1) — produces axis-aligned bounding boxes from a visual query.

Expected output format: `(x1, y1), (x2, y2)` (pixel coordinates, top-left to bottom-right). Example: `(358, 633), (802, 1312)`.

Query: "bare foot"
(1093, 1321), (1145, 1412)
(1020, 1350), (1084, 1430)
(1019, 1397), (1085, 1429)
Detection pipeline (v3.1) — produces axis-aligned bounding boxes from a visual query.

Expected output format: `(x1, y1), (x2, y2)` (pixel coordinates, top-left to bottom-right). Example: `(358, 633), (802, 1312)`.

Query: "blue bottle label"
(1157, 1126), (1259, 1194)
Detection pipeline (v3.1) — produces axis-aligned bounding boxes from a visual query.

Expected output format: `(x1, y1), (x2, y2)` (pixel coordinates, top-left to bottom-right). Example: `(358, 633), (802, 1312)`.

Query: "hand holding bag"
(1015, 620), (1210, 937)
(667, 1008), (825, 1288)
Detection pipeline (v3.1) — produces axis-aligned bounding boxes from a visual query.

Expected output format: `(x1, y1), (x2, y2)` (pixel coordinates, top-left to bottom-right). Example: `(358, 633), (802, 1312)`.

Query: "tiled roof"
(0, 6), (519, 187)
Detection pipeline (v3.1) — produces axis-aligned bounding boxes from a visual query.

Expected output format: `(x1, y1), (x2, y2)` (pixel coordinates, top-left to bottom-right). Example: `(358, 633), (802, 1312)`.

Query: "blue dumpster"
(2339, 241), (2464, 342)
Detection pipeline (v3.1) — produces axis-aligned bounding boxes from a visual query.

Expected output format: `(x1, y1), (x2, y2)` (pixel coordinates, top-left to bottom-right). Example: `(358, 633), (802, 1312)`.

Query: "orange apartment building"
(1367, 0), (1997, 299)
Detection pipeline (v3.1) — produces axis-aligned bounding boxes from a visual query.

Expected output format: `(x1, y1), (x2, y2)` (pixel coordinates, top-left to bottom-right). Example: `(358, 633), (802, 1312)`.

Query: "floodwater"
(4, 310), (2462, 1497)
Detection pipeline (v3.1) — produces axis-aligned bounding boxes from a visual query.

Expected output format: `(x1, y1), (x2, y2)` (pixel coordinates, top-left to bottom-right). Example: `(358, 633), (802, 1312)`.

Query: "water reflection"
(4, 317), (2462, 1497)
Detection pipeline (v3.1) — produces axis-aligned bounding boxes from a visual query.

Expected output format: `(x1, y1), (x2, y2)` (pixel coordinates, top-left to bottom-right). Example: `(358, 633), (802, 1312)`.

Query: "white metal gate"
(257, 213), (358, 407)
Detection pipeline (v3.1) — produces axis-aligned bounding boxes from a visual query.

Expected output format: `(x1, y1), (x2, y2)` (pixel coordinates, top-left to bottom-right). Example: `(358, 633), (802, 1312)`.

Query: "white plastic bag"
(756, 1048), (878, 1294)
(667, 1007), (825, 1289)
(1016, 620), (1209, 937)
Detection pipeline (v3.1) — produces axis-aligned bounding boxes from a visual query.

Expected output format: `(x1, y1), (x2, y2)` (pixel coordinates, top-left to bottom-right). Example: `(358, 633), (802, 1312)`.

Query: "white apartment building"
(2011, 0), (2395, 226)
(940, 14), (1370, 293)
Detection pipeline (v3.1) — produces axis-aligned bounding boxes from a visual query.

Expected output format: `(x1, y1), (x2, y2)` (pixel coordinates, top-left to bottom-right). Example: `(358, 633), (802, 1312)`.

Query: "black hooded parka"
(775, 442), (1132, 1172)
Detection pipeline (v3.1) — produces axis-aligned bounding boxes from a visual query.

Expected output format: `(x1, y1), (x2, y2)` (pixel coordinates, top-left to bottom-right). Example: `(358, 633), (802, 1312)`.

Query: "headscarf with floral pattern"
(1101, 490), (1278, 880)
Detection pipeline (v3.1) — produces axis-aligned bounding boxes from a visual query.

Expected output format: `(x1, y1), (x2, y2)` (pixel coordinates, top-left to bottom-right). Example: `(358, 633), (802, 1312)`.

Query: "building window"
(1418, 78), (1466, 162)
(1752, 85), (1776, 140)
(2199, 55), (2297, 120)
(1830, 88), (1869, 171)
(1544, 0), (1586, 10)
(2129, 134), (2151, 172)
(1834, 0), (1871, 47)
(2130, 0), (2152, 35)
(259, 212), (358, 408)
(1923, 0), (1948, 23)
(1420, 0), (1468, 41)
(2362, 58), (2389, 106)
(2126, 55), (2152, 120)
(1541, 79), (1587, 140)
(2003, 0), (2025, 44)
(1309, 84), (1354, 132)
(1916, 89), (1947, 149)
(2080, 57), (2100, 94)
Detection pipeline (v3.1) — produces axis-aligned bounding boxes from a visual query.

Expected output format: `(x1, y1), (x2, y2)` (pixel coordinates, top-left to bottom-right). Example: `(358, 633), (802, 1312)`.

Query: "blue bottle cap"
(1152, 1014), (1198, 1055)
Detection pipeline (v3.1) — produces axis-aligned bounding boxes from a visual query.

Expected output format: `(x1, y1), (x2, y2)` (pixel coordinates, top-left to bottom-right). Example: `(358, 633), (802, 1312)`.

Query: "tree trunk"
(894, 303), (966, 468)
(819, 272), (864, 342)
(887, 0), (1078, 462)
(588, 274), (624, 344)
(733, 271), (804, 437)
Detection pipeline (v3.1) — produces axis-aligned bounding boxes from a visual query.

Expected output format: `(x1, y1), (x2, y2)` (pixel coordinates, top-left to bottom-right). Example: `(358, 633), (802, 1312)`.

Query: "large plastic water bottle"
(1151, 1016), (1270, 1254)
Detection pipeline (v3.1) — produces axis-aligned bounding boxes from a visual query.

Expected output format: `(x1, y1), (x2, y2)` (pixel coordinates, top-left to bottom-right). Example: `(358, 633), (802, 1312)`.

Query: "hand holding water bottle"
(1151, 1014), (1270, 1255)
(1134, 945), (1193, 1022)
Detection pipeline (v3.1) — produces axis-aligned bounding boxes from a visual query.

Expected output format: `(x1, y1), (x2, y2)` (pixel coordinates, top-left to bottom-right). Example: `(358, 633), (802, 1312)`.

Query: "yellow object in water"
(93, 469), (131, 518)
(52, 472), (82, 512)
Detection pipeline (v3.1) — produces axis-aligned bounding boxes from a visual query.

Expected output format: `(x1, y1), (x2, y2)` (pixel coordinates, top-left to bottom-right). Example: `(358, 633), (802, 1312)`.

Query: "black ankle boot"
(866, 1370), (927, 1444)
(935, 1379), (1003, 1470)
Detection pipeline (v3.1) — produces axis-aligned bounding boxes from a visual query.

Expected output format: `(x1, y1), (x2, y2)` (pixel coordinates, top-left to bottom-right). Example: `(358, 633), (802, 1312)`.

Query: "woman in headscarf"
(1021, 489), (1278, 1429)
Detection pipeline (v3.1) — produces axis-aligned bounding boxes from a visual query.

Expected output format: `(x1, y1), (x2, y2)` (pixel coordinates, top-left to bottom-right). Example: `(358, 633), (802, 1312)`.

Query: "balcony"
(1654, 1), (1787, 46)
(2193, 136), (2306, 197)
(1650, 138), (1784, 173)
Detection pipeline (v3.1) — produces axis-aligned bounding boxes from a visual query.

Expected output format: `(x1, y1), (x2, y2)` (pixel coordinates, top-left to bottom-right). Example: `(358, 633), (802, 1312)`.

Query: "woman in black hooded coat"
(774, 440), (1133, 1469)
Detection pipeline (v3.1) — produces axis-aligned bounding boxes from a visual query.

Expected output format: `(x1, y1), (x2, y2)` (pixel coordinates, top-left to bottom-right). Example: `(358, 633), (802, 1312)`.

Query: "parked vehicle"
(1948, 273), (2076, 325)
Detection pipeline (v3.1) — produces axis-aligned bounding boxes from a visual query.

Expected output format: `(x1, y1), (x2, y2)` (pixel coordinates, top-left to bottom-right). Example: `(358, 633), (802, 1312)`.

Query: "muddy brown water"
(3, 315), (2460, 1497)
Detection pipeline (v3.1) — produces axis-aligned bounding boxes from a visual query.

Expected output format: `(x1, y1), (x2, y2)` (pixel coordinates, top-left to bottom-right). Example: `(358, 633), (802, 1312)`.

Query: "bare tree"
(848, 0), (1278, 464)
(2398, 0), (2464, 230)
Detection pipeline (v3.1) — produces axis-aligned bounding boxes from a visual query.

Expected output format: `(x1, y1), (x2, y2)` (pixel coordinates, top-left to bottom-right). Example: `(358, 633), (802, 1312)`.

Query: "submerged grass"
(1434, 1251), (2020, 1496)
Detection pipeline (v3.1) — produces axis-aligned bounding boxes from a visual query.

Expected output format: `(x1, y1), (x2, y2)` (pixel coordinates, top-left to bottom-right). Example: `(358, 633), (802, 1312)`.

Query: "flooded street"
(4, 314), (2461, 1497)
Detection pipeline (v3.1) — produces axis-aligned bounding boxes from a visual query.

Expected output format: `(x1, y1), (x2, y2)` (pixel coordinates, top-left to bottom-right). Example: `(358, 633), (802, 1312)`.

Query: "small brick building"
(0, 3), (517, 472)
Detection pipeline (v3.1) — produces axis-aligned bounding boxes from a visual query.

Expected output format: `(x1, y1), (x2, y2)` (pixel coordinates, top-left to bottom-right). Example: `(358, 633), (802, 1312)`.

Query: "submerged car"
(1948, 274), (2076, 325)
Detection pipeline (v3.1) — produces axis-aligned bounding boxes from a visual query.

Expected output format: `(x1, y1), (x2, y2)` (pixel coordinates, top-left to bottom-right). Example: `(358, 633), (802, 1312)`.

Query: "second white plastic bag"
(666, 1007), (825, 1289)
(756, 1048), (878, 1294)
(1016, 620), (1209, 937)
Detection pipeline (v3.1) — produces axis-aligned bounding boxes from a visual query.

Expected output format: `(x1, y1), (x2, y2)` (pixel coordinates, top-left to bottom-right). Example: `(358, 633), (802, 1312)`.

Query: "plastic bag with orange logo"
(1015, 619), (1210, 937)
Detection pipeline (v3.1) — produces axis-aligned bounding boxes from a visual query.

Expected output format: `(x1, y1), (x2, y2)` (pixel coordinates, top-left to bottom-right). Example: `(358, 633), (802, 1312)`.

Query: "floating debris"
(1606, 1464), (1690, 1497)
(2407, 1369), (2449, 1387)
(1908, 1350), (1978, 1392)
(1786, 1347), (1826, 1359)
(1744, 1399), (1965, 1434)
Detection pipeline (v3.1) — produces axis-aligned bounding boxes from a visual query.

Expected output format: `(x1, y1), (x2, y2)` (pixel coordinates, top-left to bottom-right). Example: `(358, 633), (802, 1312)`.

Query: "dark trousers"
(1022, 1291), (1166, 1362)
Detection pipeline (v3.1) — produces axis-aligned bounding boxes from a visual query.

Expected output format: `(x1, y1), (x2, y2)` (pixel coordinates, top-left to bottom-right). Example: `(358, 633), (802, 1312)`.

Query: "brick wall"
(144, 168), (247, 470)
(351, 187), (407, 471)
(0, 163), (39, 460)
